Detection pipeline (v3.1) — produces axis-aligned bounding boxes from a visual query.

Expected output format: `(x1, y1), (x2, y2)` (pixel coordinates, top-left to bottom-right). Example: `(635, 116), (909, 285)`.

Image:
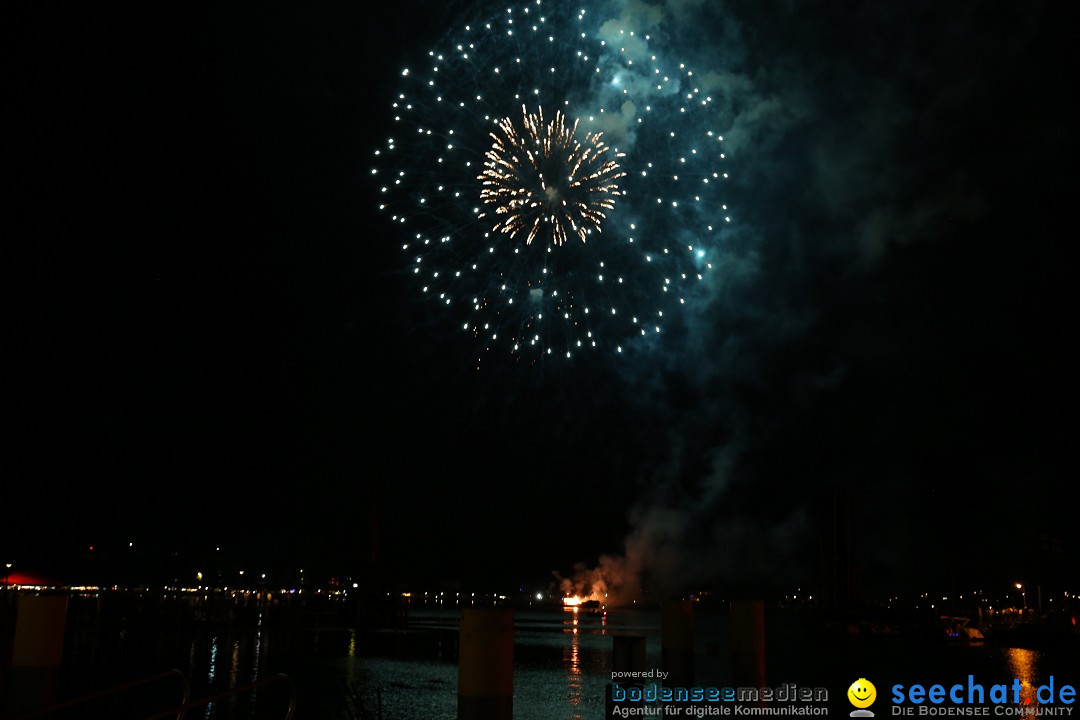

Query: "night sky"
(8, 0), (1077, 599)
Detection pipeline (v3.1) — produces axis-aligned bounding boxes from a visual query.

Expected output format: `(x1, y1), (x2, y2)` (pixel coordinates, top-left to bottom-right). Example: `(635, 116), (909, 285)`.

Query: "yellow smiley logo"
(848, 678), (877, 709)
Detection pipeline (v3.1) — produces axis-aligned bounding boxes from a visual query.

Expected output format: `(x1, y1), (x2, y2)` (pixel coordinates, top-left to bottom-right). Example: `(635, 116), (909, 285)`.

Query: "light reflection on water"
(205, 634), (219, 719)
(252, 611), (263, 682)
(1005, 647), (1042, 708)
(563, 610), (584, 718)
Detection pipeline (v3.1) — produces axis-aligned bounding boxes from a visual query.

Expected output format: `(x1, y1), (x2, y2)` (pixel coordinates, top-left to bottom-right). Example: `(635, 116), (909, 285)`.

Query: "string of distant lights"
(373, 0), (732, 366)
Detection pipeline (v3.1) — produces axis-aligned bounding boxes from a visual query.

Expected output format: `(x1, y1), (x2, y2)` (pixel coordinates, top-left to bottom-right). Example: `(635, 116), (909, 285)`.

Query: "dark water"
(24, 598), (1080, 719)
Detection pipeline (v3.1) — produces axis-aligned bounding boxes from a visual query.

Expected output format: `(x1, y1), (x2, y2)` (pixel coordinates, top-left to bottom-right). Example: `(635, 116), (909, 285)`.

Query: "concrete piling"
(730, 600), (765, 689)
(661, 599), (695, 688)
(5, 594), (69, 715)
(607, 635), (647, 717)
(458, 607), (513, 720)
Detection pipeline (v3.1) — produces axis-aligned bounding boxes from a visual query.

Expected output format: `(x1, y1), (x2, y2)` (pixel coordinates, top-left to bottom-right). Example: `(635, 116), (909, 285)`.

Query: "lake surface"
(32, 598), (1080, 719)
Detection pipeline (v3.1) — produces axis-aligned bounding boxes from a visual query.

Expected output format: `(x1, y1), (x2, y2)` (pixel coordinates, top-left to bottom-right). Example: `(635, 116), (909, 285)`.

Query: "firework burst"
(373, 0), (733, 367)
(479, 104), (626, 247)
